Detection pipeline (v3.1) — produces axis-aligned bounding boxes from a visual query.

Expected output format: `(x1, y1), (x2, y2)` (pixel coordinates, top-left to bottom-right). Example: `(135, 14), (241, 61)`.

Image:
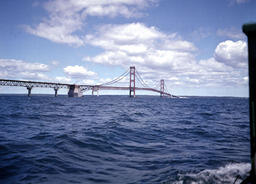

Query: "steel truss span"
(0, 79), (69, 89)
(0, 66), (178, 98)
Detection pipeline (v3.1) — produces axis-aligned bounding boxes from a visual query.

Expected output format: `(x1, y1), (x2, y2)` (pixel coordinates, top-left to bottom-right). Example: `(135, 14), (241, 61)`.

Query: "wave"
(173, 163), (250, 184)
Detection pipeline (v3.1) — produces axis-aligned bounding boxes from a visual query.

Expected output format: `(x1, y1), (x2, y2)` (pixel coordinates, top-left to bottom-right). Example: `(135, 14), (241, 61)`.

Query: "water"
(0, 95), (250, 184)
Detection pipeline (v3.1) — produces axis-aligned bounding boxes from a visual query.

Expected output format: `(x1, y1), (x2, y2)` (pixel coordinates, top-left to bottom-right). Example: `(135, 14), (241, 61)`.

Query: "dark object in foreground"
(242, 23), (256, 184)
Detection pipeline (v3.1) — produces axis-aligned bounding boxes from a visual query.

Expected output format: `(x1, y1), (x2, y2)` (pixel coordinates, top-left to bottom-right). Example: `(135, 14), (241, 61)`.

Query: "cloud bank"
(83, 23), (247, 88)
(21, 0), (248, 94)
(25, 0), (156, 46)
(64, 65), (97, 78)
(0, 59), (50, 80)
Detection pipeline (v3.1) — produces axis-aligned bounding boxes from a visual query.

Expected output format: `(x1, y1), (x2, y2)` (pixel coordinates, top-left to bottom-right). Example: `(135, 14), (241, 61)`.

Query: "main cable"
(151, 80), (160, 90)
(135, 74), (147, 88)
(164, 83), (171, 95)
(98, 70), (129, 86)
(135, 70), (150, 88)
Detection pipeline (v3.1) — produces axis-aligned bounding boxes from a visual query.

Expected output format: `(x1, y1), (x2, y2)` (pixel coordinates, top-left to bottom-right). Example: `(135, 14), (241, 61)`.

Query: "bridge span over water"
(0, 66), (178, 98)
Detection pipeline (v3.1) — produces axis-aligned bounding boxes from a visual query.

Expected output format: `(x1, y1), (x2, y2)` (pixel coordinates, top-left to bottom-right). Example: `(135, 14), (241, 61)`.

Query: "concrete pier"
(54, 87), (59, 97)
(92, 86), (99, 96)
(27, 86), (32, 97)
(68, 85), (82, 97)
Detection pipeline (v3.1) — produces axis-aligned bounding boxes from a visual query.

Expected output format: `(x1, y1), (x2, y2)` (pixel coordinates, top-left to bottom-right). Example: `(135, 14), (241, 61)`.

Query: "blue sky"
(0, 0), (255, 96)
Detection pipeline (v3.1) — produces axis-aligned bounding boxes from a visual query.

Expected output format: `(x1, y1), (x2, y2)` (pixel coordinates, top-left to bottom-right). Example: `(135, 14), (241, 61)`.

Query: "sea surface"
(0, 95), (251, 184)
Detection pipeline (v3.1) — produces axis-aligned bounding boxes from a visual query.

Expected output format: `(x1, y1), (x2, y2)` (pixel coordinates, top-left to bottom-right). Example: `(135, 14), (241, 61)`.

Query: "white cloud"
(236, 0), (250, 4)
(64, 65), (97, 78)
(0, 58), (49, 72)
(25, 0), (156, 46)
(84, 4), (139, 18)
(0, 58), (50, 80)
(83, 23), (248, 89)
(97, 23), (163, 43)
(25, 16), (84, 46)
(84, 23), (197, 71)
(80, 79), (95, 85)
(228, 0), (250, 5)
(51, 60), (59, 66)
(98, 78), (113, 84)
(19, 72), (49, 80)
(186, 77), (200, 84)
(214, 40), (247, 68)
(55, 76), (72, 83)
(190, 27), (212, 41)
(217, 27), (245, 40)
(198, 57), (233, 72)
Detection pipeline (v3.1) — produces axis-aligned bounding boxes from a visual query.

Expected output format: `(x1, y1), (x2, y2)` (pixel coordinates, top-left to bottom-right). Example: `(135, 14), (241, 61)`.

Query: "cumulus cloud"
(214, 40), (247, 68)
(64, 65), (97, 78)
(82, 23), (248, 89)
(189, 40), (248, 87)
(25, 0), (156, 46)
(0, 58), (50, 80)
(84, 23), (200, 87)
(84, 23), (197, 71)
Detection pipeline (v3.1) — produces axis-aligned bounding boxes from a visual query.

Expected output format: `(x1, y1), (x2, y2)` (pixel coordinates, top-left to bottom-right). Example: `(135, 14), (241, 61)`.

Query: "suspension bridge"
(0, 66), (178, 98)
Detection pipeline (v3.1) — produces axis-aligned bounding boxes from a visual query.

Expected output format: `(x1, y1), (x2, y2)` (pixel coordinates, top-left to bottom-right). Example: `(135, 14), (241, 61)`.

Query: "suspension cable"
(164, 83), (171, 94)
(98, 70), (129, 86)
(135, 75), (147, 88)
(99, 71), (128, 86)
(151, 80), (160, 90)
(135, 70), (150, 88)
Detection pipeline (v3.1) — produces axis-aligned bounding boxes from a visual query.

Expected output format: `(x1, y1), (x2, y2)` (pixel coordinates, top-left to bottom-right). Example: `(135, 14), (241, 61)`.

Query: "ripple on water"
(0, 96), (250, 184)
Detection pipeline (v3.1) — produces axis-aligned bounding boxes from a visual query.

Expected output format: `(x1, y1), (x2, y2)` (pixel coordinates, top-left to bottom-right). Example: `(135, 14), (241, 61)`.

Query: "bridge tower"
(129, 66), (135, 97)
(160, 79), (164, 97)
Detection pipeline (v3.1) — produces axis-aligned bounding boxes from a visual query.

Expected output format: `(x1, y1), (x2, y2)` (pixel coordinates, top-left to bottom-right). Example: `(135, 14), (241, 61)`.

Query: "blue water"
(0, 95), (250, 184)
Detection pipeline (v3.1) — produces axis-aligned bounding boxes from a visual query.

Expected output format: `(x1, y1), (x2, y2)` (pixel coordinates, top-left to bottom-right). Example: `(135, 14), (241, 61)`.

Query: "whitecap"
(174, 162), (250, 184)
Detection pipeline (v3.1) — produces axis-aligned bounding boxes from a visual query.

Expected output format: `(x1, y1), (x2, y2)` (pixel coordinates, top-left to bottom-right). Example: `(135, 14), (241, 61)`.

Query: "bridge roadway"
(94, 86), (176, 97)
(0, 78), (176, 97)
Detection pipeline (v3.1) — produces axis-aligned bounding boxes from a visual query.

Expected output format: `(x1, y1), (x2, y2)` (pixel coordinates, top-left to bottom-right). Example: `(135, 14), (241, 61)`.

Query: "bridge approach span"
(0, 66), (178, 98)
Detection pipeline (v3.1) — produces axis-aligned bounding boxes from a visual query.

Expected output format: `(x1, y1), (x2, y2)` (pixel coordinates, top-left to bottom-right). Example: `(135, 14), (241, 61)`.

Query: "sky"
(0, 0), (255, 97)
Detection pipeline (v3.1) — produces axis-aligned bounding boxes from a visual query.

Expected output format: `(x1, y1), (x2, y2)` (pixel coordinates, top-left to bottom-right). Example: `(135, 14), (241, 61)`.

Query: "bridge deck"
(0, 79), (176, 97)
(91, 86), (175, 97)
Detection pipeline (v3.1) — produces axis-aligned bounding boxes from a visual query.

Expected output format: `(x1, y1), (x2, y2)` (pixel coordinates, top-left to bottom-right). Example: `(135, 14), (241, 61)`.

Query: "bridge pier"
(92, 86), (99, 96)
(68, 85), (82, 97)
(27, 86), (32, 97)
(92, 90), (99, 96)
(54, 87), (59, 97)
